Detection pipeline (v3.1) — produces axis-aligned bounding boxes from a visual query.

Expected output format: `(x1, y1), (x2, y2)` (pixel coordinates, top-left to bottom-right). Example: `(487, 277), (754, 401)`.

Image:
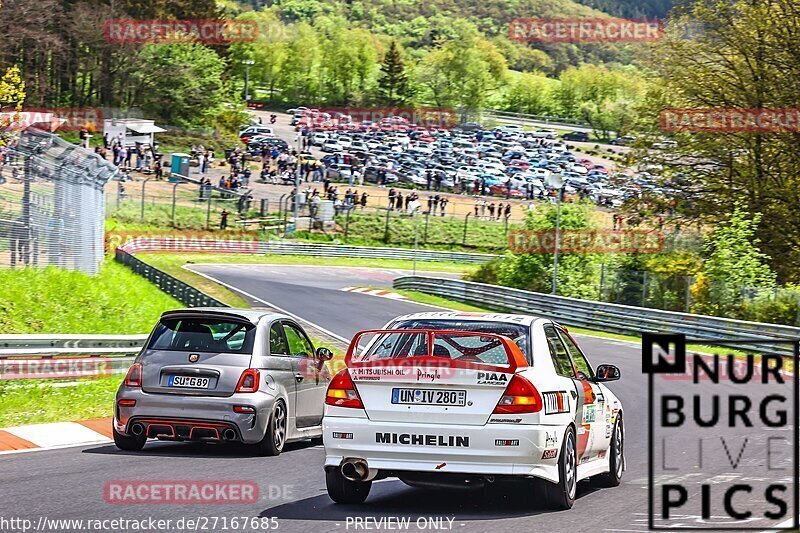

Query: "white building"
(102, 118), (166, 147)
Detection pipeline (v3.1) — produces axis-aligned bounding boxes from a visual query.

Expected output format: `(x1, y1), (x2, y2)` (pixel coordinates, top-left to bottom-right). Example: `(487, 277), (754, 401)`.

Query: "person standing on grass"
(220, 209), (229, 229)
(440, 196), (448, 217)
(360, 191), (368, 209)
(496, 202), (504, 221)
(488, 202), (495, 219)
(388, 188), (396, 210)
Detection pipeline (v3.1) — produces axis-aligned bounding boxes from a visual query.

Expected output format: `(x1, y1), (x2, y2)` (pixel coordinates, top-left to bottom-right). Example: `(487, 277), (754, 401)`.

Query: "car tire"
(113, 426), (146, 451)
(544, 426), (577, 510)
(597, 416), (624, 487)
(253, 400), (287, 456)
(326, 467), (371, 504)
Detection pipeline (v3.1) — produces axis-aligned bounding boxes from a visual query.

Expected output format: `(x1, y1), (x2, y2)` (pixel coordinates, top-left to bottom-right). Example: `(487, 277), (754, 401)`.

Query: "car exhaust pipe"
(222, 428), (237, 441)
(130, 423), (145, 436)
(341, 459), (370, 482)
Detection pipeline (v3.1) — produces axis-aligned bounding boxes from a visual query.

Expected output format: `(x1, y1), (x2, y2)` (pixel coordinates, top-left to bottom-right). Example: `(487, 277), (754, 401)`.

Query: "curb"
(0, 418), (113, 455)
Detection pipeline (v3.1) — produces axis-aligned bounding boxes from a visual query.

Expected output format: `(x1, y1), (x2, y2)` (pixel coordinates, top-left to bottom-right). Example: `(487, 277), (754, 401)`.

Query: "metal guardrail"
(393, 276), (800, 355)
(115, 248), (228, 308)
(257, 241), (497, 264)
(484, 109), (590, 128)
(0, 334), (147, 351)
(115, 237), (497, 264)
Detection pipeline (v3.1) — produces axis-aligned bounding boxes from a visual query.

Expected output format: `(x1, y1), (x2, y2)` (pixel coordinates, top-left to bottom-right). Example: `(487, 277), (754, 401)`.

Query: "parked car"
(611, 136), (637, 146)
(562, 131), (590, 142)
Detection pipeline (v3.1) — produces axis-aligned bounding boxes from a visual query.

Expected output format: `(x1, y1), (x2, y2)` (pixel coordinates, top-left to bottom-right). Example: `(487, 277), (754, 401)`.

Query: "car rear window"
(148, 318), (256, 354)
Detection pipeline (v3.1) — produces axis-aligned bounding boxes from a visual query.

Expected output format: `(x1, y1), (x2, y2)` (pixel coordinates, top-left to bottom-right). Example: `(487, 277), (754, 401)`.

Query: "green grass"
(0, 261), (182, 334)
(0, 375), (121, 426)
(308, 212), (513, 253)
(140, 252), (478, 275)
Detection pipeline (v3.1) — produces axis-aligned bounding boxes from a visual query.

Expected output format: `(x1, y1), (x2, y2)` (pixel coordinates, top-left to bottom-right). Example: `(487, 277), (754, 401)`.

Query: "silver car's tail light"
(235, 369), (260, 393)
(124, 363), (142, 388)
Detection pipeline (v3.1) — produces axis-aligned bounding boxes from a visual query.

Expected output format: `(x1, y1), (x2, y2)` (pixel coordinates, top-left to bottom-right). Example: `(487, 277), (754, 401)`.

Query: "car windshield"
(148, 318), (256, 354)
(361, 319), (530, 364)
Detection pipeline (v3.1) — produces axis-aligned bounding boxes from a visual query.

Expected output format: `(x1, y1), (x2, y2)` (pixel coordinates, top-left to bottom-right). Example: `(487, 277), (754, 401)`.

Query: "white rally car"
(323, 312), (624, 509)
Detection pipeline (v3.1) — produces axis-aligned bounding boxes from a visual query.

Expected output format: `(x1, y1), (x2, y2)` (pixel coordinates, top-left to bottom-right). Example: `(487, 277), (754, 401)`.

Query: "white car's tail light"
(325, 370), (364, 409)
(124, 363), (142, 388)
(493, 374), (543, 414)
(235, 369), (260, 393)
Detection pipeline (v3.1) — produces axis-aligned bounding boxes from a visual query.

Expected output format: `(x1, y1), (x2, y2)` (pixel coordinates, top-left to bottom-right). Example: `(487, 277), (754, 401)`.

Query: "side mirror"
(594, 364), (620, 382)
(316, 346), (334, 361)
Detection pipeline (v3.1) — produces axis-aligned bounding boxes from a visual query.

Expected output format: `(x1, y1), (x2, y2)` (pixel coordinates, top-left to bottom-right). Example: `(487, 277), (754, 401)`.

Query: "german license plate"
(169, 375), (210, 389)
(391, 388), (466, 406)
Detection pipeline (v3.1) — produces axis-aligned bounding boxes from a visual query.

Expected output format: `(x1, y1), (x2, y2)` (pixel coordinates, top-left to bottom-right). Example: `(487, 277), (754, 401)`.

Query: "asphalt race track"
(1, 264), (793, 533)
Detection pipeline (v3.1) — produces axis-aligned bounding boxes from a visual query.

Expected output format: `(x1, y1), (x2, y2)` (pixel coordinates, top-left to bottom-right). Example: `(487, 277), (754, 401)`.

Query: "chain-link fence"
(0, 129), (117, 275)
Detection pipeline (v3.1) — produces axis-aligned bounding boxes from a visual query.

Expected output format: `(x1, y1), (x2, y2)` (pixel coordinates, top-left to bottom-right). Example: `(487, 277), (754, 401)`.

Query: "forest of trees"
(0, 0), (651, 131)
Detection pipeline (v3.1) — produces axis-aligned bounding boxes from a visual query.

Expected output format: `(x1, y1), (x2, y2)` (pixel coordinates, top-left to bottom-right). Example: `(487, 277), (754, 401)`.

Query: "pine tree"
(377, 40), (411, 106)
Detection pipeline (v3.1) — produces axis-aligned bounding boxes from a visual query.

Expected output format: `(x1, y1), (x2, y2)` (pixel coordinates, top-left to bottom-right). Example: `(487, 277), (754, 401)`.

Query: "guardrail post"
(140, 177), (152, 222)
(206, 192), (212, 230)
(423, 211), (430, 245)
(462, 212), (471, 245)
(344, 207), (352, 241)
(642, 270), (648, 307)
(278, 194), (286, 217)
(383, 207), (391, 244)
(171, 182), (181, 228)
(598, 263), (606, 301)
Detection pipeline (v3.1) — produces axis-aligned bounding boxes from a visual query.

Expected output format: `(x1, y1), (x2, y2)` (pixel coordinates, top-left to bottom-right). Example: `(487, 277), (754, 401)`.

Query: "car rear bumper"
(114, 388), (277, 444)
(323, 417), (564, 482)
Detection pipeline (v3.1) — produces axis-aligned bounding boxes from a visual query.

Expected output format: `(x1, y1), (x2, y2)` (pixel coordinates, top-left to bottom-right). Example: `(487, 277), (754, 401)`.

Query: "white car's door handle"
(294, 373), (304, 382)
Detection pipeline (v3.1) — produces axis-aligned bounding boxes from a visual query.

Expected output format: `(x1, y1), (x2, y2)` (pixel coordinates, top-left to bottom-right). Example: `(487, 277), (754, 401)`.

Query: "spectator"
(440, 196), (448, 217)
(504, 203), (511, 219)
(488, 202), (495, 219)
(220, 209), (229, 229)
(388, 188), (396, 210)
(360, 191), (368, 208)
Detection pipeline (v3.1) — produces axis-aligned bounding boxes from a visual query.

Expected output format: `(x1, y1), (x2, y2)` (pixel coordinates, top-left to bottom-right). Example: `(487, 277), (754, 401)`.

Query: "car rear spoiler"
(345, 329), (528, 372)
(159, 310), (258, 326)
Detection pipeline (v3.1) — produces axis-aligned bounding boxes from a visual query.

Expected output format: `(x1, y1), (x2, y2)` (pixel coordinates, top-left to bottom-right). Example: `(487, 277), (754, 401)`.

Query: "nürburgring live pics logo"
(643, 332), (798, 530)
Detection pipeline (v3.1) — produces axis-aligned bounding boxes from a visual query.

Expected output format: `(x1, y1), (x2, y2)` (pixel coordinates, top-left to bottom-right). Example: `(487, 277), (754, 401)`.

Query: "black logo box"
(643, 333), (799, 531)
